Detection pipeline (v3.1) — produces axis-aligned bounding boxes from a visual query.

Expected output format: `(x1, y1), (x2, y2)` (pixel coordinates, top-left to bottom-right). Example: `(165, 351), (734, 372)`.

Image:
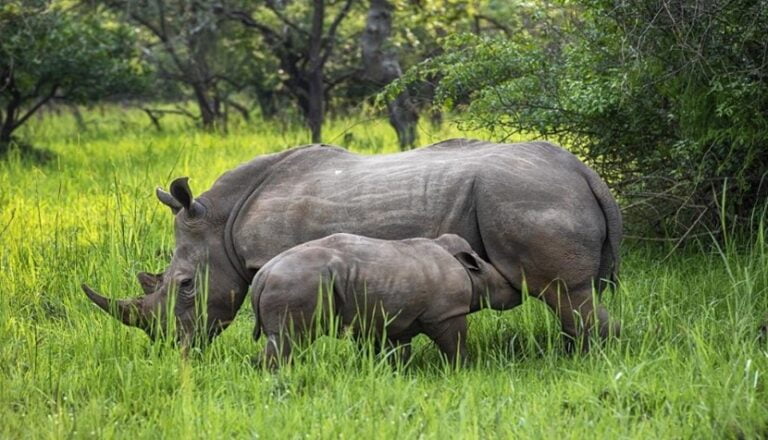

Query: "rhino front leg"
(423, 316), (469, 367)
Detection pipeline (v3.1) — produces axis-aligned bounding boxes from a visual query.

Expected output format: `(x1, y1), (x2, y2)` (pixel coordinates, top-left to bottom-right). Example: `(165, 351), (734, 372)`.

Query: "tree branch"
(171, 104), (200, 120)
(473, 14), (512, 37)
(265, 0), (308, 36)
(123, 2), (190, 76)
(321, 0), (356, 63)
(223, 97), (250, 120)
(215, 7), (281, 46)
(13, 84), (59, 129)
(211, 74), (245, 90)
(324, 69), (360, 93)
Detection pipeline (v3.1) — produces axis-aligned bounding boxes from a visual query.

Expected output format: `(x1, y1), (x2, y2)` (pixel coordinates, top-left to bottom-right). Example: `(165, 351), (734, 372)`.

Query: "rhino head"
(83, 177), (250, 347)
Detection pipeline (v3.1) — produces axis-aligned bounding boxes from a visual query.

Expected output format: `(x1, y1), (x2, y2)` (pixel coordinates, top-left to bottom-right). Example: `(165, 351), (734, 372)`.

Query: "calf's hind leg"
(383, 338), (412, 367)
(423, 315), (469, 367)
(260, 309), (315, 370)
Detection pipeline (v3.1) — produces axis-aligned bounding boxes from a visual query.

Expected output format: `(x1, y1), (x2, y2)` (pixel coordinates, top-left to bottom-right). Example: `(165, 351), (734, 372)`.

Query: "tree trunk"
(192, 82), (217, 130)
(387, 94), (417, 148)
(256, 89), (277, 119)
(361, 0), (419, 150)
(0, 100), (19, 155)
(69, 103), (87, 132)
(307, 68), (324, 143)
(307, 0), (326, 143)
(0, 126), (12, 155)
(188, 24), (222, 131)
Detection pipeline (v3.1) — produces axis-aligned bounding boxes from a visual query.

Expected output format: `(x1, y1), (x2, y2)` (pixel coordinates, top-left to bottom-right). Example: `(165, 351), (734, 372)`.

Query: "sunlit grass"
(1, 107), (766, 438)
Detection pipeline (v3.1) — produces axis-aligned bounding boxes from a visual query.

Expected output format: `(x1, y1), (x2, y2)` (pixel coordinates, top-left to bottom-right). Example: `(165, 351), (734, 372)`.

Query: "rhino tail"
(584, 168), (623, 294)
(250, 270), (269, 342)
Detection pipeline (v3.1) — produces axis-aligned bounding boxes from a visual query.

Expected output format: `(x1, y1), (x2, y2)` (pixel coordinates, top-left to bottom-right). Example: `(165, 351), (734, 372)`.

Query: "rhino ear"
(137, 271), (163, 295)
(170, 177), (193, 209)
(454, 251), (481, 272)
(170, 177), (205, 218)
(156, 187), (182, 214)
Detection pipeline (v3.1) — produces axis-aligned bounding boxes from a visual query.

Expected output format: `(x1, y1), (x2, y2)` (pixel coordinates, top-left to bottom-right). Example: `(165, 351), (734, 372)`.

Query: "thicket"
(2, 0), (766, 239)
(392, 0), (768, 239)
(0, 1), (143, 155)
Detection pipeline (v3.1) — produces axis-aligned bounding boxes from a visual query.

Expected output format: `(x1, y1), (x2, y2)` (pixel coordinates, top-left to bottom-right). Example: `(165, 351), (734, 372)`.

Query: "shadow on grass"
(1, 139), (57, 164)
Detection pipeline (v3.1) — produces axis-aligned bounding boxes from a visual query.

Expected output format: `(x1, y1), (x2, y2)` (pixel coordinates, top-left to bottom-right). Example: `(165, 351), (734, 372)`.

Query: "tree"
(98, 0), (253, 130)
(361, 0), (418, 149)
(0, 1), (142, 155)
(218, 0), (358, 143)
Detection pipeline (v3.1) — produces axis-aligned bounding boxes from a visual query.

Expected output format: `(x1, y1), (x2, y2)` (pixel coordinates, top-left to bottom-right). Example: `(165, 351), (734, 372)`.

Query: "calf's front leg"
(423, 315), (469, 367)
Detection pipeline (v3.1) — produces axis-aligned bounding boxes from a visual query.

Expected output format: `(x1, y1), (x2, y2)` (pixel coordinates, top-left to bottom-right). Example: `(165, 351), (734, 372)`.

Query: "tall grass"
(1, 107), (766, 438)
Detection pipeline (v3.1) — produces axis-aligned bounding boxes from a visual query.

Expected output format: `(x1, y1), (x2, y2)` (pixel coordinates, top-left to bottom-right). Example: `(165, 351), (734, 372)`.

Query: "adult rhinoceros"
(83, 138), (621, 349)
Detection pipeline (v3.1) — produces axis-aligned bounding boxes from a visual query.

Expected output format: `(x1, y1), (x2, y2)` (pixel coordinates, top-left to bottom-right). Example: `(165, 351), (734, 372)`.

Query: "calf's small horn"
(82, 284), (146, 328)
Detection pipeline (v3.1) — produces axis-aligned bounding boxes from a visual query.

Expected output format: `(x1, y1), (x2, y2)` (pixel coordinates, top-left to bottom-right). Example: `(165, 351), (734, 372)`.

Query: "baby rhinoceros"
(250, 233), (520, 368)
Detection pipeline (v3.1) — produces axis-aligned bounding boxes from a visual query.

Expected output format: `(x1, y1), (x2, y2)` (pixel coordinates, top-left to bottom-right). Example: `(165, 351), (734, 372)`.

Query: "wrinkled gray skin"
(251, 233), (519, 367)
(83, 138), (622, 349)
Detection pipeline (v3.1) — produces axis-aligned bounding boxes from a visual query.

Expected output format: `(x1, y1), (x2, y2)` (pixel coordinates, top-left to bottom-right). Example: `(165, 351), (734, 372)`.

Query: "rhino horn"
(169, 177), (204, 217)
(156, 187), (182, 214)
(82, 284), (148, 328)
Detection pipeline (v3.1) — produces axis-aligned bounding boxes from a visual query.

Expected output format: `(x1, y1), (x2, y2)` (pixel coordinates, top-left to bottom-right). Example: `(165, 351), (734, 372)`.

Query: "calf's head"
(83, 177), (250, 347)
(434, 233), (520, 311)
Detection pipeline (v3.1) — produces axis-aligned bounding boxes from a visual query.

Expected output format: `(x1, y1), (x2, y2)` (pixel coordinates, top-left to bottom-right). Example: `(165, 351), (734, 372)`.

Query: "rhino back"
(228, 139), (612, 294)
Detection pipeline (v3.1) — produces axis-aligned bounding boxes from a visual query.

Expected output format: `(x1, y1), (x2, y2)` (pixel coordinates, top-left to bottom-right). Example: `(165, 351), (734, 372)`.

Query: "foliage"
(1, 110), (767, 437)
(96, 0), (258, 129)
(209, 0), (364, 141)
(0, 0), (144, 152)
(390, 0), (480, 64)
(391, 0), (768, 239)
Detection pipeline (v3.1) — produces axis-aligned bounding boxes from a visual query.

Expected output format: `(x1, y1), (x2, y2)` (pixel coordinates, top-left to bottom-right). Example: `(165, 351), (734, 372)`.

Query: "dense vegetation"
(4, 0), (765, 238)
(391, 0), (768, 238)
(1, 111), (767, 437)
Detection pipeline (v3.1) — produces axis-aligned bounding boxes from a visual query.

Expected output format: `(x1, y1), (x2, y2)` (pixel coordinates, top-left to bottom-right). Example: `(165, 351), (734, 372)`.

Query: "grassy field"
(1, 108), (767, 438)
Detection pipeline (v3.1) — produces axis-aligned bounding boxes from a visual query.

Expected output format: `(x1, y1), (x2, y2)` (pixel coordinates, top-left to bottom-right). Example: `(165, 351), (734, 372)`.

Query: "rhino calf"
(250, 233), (520, 368)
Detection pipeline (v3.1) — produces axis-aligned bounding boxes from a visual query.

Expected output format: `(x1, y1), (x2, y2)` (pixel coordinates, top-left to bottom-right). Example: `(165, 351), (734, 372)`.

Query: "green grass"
(1, 107), (767, 438)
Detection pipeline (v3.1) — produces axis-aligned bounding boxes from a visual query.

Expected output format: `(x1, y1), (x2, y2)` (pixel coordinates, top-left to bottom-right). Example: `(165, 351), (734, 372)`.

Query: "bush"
(391, 0), (768, 239)
(0, 0), (144, 154)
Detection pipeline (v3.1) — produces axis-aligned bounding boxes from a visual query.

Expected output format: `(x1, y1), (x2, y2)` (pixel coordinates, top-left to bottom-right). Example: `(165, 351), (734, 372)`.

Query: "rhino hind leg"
(481, 219), (619, 351)
(261, 333), (292, 370)
(423, 316), (469, 367)
(542, 285), (620, 353)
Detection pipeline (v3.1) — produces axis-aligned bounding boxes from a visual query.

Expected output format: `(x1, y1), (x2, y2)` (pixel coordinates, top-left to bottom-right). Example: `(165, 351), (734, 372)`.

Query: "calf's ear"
(454, 251), (481, 271)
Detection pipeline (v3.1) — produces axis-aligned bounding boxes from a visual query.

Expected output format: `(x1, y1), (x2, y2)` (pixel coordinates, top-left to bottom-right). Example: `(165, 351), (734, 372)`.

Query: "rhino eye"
(179, 279), (194, 291)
